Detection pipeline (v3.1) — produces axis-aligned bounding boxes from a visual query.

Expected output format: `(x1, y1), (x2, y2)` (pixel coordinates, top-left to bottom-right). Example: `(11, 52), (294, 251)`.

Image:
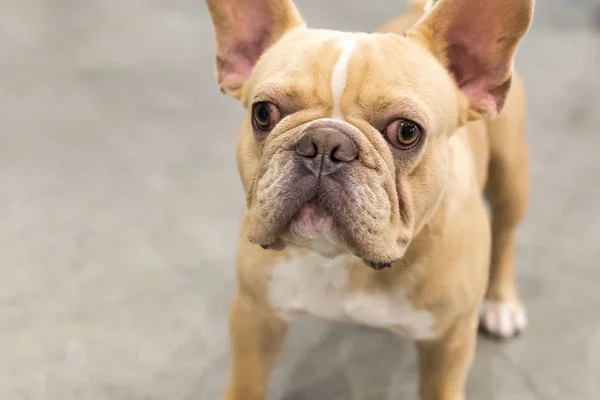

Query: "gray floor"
(1, 0), (599, 399)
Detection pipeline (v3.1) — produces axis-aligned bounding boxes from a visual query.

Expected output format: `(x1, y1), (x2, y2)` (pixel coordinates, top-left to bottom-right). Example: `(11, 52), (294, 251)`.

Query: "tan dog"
(205, 0), (534, 398)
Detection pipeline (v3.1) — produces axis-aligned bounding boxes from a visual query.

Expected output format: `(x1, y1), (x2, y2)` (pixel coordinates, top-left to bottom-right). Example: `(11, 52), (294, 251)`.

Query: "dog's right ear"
(205, 0), (304, 99)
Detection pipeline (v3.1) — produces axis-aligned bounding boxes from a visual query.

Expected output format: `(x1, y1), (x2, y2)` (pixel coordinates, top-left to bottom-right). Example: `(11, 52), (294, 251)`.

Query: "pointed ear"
(205, 0), (304, 99)
(407, 0), (534, 119)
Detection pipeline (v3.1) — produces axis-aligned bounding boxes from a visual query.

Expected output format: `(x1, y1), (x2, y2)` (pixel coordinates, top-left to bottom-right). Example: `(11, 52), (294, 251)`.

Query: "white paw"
(479, 300), (527, 339)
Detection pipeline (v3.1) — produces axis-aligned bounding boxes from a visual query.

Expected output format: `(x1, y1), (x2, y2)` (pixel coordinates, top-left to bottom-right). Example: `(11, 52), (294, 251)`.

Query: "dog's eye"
(385, 118), (422, 150)
(252, 101), (280, 132)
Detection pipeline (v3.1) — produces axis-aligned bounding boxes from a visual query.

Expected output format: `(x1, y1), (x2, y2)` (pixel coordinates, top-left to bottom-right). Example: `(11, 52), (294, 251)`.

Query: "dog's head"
(206, 0), (533, 268)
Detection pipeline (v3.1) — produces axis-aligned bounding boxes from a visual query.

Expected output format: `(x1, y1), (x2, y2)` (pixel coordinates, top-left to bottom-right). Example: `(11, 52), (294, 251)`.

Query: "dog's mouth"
(288, 198), (334, 238)
(247, 166), (406, 270)
(275, 196), (342, 258)
(261, 195), (396, 270)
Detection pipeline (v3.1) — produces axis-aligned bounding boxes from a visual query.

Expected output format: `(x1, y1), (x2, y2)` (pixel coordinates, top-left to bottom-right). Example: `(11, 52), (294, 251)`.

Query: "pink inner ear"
(442, 4), (514, 117)
(446, 41), (511, 116)
(216, 1), (277, 94)
(217, 33), (268, 93)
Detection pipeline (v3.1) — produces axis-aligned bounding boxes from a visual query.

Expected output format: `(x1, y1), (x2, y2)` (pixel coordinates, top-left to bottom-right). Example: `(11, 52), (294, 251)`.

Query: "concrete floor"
(1, 0), (599, 399)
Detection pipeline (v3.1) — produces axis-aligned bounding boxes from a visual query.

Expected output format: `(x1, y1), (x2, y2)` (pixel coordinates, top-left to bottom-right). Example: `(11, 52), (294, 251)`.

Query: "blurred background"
(1, 0), (599, 399)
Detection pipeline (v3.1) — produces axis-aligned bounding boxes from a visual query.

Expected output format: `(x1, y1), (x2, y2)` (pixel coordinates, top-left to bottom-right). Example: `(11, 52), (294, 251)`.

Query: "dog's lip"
(288, 198), (334, 234)
(295, 198), (331, 221)
(363, 259), (395, 270)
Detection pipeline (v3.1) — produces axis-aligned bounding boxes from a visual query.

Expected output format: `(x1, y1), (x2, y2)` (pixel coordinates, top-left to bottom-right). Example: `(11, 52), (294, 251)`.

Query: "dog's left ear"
(408, 0), (534, 119)
(205, 0), (304, 99)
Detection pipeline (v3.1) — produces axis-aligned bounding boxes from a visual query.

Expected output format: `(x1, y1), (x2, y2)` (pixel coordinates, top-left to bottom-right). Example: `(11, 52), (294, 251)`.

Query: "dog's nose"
(294, 128), (358, 175)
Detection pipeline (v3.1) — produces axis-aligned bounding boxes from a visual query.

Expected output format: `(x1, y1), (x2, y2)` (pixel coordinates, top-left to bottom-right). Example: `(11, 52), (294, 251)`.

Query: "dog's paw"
(479, 299), (527, 340)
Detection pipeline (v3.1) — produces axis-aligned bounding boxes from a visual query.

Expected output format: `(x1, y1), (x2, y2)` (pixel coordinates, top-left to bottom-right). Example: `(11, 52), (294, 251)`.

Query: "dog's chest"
(267, 252), (437, 340)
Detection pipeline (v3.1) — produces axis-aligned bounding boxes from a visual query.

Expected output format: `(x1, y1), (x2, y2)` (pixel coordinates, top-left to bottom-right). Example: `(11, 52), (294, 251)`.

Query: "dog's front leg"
(222, 290), (288, 400)
(416, 314), (478, 400)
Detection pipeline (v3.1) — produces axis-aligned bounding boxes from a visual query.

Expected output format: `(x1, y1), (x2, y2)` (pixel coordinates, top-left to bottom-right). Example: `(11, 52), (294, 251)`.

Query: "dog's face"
(206, 0), (533, 268)
(238, 31), (458, 266)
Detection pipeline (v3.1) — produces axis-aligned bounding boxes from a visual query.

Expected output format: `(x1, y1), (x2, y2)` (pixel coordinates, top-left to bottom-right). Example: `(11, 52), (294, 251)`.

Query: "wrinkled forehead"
(245, 28), (457, 123)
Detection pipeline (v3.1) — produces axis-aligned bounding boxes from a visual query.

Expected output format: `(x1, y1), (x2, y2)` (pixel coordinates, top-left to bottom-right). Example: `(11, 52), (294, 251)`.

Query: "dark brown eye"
(385, 118), (422, 149)
(252, 101), (280, 132)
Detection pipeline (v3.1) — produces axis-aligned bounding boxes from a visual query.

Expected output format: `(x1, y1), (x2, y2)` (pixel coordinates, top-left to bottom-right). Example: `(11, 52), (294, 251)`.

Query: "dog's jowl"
(205, 0), (534, 398)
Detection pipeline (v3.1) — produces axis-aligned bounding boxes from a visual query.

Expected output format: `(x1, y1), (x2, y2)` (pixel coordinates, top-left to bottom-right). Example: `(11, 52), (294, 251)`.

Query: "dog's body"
(206, 0), (533, 398)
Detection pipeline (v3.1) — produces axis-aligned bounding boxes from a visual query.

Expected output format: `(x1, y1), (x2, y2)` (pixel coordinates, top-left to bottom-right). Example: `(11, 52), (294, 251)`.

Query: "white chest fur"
(267, 252), (437, 340)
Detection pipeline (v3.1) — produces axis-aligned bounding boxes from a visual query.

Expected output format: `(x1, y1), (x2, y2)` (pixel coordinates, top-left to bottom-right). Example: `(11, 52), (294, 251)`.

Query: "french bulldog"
(205, 0), (534, 398)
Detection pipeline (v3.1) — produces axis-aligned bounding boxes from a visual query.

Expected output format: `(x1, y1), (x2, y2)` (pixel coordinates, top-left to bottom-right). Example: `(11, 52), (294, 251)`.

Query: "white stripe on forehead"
(331, 38), (357, 119)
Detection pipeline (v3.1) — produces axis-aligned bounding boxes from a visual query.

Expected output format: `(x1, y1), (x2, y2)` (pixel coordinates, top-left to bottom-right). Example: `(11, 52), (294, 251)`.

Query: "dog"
(205, 0), (534, 398)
